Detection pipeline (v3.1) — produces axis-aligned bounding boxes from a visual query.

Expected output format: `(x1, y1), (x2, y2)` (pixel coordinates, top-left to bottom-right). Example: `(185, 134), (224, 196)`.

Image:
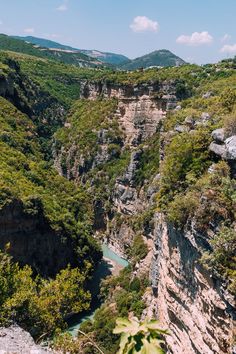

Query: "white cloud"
(24, 28), (35, 34)
(221, 34), (231, 42)
(220, 44), (236, 54)
(57, 3), (68, 11)
(176, 31), (213, 46)
(130, 16), (159, 33)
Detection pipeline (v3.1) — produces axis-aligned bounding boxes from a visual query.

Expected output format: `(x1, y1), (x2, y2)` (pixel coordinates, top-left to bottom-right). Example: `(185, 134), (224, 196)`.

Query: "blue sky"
(0, 0), (236, 64)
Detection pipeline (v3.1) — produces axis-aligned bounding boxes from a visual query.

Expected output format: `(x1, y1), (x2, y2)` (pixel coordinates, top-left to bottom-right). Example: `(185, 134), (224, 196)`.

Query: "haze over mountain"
(11, 35), (185, 69)
(0, 34), (104, 68)
(14, 35), (130, 66)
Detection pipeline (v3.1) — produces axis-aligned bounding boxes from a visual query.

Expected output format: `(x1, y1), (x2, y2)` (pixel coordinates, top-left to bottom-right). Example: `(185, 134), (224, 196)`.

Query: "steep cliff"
(151, 214), (235, 354)
(53, 63), (236, 353)
(0, 59), (102, 277)
(0, 200), (80, 276)
(54, 80), (177, 254)
(1, 49), (235, 352)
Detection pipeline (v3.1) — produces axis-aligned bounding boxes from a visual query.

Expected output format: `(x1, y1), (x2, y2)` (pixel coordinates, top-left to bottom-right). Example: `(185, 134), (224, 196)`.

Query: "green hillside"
(14, 35), (130, 66)
(120, 49), (185, 70)
(0, 34), (104, 68)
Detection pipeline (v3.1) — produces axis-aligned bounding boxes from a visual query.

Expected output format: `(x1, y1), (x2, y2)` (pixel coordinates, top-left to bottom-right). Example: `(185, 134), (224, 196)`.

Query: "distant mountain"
(13, 35), (79, 51)
(80, 50), (129, 66)
(0, 34), (104, 68)
(120, 50), (185, 70)
(14, 36), (130, 66)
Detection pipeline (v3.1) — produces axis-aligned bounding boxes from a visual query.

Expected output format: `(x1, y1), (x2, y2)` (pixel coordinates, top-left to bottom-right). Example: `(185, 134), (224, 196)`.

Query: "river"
(67, 244), (129, 336)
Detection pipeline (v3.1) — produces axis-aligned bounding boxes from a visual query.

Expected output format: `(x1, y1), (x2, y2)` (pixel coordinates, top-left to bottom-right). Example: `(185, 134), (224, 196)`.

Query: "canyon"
(54, 79), (236, 353)
(0, 53), (235, 353)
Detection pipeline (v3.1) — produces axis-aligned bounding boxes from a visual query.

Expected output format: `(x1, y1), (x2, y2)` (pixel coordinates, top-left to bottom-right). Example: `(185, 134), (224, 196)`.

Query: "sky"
(0, 0), (236, 64)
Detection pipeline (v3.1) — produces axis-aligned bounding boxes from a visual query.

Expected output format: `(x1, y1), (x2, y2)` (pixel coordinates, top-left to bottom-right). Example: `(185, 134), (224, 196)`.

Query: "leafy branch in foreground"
(113, 318), (168, 354)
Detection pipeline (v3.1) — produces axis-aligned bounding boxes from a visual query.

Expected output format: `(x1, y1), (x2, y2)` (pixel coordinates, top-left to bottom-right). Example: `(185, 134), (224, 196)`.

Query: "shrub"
(167, 191), (199, 228)
(223, 110), (236, 138)
(0, 250), (91, 339)
(127, 235), (148, 263)
(202, 227), (236, 294)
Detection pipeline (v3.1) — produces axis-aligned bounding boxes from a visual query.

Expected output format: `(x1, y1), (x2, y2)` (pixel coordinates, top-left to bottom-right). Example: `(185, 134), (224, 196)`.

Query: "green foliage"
(120, 49), (185, 70)
(167, 191), (199, 228)
(0, 34), (103, 70)
(101, 266), (148, 319)
(220, 88), (236, 112)
(53, 333), (82, 354)
(77, 266), (149, 353)
(158, 127), (212, 208)
(55, 98), (119, 159)
(0, 95), (101, 267)
(202, 227), (236, 294)
(166, 161), (234, 228)
(113, 317), (168, 354)
(126, 235), (148, 263)
(0, 250), (91, 338)
(223, 109), (236, 138)
(134, 134), (160, 187)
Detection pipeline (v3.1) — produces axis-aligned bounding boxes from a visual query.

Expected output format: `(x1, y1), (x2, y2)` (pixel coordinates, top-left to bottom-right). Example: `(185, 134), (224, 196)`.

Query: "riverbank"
(67, 244), (128, 336)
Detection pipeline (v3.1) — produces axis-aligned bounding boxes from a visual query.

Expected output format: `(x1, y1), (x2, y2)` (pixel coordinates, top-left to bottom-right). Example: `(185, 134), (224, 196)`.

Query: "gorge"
(0, 46), (235, 354)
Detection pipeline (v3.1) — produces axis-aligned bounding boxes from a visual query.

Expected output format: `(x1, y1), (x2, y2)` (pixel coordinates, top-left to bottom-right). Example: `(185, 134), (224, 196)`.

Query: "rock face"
(151, 214), (236, 354)
(0, 200), (79, 276)
(80, 81), (177, 146)
(53, 79), (236, 353)
(210, 129), (236, 176)
(0, 325), (52, 353)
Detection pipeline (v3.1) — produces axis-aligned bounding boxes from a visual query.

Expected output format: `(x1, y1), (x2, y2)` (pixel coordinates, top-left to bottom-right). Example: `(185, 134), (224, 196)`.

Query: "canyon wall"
(151, 214), (235, 354)
(0, 200), (80, 276)
(78, 80), (236, 353)
(18, 70), (236, 352)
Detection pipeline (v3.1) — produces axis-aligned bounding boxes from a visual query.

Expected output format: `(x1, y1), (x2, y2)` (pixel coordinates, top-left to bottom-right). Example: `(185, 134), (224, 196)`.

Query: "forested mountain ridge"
(13, 35), (130, 66)
(9, 35), (185, 69)
(0, 47), (235, 353)
(120, 49), (185, 70)
(0, 34), (105, 68)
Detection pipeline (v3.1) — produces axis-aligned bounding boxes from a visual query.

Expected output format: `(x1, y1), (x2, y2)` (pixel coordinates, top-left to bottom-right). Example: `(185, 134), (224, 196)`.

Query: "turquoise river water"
(68, 244), (128, 336)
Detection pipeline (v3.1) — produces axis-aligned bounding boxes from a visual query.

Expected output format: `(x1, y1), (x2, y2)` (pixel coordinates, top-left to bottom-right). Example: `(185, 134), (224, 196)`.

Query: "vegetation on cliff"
(0, 250), (91, 339)
(0, 45), (236, 352)
(156, 66), (236, 293)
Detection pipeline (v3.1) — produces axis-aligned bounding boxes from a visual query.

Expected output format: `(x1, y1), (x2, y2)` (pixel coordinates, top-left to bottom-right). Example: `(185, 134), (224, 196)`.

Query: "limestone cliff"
(0, 200), (81, 276)
(52, 77), (236, 353)
(151, 213), (235, 354)
(80, 80), (176, 146)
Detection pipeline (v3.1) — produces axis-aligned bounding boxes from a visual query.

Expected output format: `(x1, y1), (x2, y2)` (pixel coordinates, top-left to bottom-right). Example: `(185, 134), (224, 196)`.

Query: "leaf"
(113, 317), (140, 336)
(117, 333), (130, 354)
(145, 320), (169, 335)
(118, 336), (136, 354)
(139, 338), (165, 354)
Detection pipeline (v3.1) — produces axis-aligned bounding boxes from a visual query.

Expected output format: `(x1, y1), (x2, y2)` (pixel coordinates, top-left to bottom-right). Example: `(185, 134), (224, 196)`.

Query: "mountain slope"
(14, 35), (130, 66)
(0, 34), (104, 68)
(120, 49), (185, 70)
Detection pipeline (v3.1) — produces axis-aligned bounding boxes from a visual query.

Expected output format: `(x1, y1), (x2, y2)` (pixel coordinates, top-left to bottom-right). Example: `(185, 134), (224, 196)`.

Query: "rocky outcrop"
(210, 128), (236, 176)
(150, 213), (236, 354)
(53, 77), (236, 353)
(80, 81), (177, 146)
(0, 325), (53, 353)
(0, 200), (80, 276)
